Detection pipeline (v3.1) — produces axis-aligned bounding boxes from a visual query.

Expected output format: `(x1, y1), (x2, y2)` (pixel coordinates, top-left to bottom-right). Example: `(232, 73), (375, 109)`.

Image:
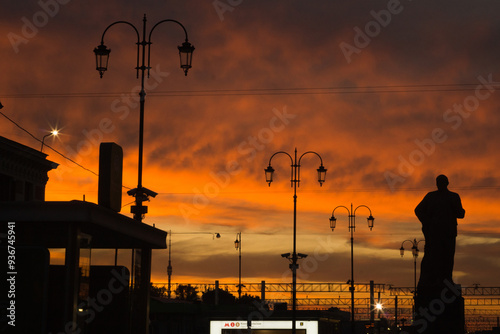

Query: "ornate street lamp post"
(94, 14), (194, 222)
(265, 148), (326, 334)
(329, 204), (374, 334)
(400, 238), (424, 319)
(94, 15), (194, 334)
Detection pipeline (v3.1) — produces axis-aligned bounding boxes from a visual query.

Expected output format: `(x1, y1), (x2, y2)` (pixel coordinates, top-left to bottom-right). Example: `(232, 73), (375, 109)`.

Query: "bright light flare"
(375, 302), (383, 311)
(40, 126), (62, 152)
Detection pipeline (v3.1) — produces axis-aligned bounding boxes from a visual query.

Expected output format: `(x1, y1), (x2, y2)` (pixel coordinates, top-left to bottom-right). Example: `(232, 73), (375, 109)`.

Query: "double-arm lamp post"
(94, 15), (194, 334)
(265, 148), (327, 334)
(400, 238), (424, 311)
(329, 204), (374, 334)
(94, 14), (194, 222)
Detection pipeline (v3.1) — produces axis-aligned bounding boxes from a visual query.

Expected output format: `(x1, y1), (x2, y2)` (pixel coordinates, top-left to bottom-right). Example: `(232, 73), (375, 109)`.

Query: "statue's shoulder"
(425, 190), (440, 198)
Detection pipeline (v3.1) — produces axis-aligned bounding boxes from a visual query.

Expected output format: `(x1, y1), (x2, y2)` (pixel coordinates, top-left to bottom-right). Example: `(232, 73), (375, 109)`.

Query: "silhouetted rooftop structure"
(4, 200), (167, 249)
(0, 135), (58, 201)
(0, 136), (166, 334)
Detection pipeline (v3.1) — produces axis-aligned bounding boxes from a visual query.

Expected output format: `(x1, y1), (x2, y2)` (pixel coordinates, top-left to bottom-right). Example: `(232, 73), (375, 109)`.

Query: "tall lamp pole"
(234, 232), (242, 299)
(265, 148), (327, 334)
(167, 232), (221, 298)
(400, 238), (424, 318)
(167, 231), (173, 298)
(94, 14), (194, 222)
(329, 204), (375, 334)
(94, 15), (194, 334)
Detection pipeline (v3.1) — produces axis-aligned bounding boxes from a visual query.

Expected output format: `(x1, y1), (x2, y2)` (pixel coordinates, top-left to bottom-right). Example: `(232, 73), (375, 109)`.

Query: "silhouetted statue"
(413, 175), (466, 334)
(415, 175), (465, 288)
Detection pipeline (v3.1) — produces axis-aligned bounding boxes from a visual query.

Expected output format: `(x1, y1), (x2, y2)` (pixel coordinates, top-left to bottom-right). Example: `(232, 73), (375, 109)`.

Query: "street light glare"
(41, 128), (61, 152)
(375, 302), (383, 310)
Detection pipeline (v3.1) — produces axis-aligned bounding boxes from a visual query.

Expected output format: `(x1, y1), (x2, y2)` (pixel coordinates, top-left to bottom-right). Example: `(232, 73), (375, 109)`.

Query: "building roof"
(0, 135), (58, 172)
(1, 200), (167, 249)
(0, 136), (58, 189)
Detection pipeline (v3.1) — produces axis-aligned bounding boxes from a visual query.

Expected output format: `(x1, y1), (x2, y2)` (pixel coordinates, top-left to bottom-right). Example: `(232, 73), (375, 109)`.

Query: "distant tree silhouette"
(237, 293), (261, 304)
(150, 283), (167, 298)
(201, 288), (236, 304)
(175, 284), (199, 301)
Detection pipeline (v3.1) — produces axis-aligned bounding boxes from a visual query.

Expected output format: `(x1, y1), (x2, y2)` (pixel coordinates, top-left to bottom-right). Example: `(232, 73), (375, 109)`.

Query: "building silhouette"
(0, 136), (167, 334)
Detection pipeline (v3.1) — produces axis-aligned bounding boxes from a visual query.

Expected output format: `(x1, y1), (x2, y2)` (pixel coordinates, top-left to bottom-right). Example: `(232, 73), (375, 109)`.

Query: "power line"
(44, 185), (500, 196)
(1, 110), (134, 191)
(2, 82), (498, 99)
(1, 110), (99, 176)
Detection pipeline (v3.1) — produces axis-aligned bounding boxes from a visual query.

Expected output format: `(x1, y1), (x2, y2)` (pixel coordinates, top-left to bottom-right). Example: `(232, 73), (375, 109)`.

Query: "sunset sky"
(1, 0), (500, 290)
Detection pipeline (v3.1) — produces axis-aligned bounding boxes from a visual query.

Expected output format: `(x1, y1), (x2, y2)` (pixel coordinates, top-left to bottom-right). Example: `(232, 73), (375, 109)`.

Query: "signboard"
(98, 142), (123, 212)
(210, 320), (318, 334)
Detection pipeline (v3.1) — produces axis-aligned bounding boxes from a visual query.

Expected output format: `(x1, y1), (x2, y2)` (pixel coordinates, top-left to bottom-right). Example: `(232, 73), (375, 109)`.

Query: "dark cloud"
(1, 0), (499, 291)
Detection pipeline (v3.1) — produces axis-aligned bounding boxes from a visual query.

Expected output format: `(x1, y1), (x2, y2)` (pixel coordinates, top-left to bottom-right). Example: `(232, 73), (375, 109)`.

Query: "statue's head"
(436, 174), (449, 190)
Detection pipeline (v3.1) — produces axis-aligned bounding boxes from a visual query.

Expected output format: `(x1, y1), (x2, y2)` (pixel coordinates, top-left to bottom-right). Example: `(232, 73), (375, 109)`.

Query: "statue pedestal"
(413, 282), (465, 334)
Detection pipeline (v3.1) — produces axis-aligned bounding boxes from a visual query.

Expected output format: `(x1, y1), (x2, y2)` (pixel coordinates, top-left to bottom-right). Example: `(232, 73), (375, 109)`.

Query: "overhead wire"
(2, 81), (499, 194)
(0, 110), (98, 176)
(0, 109), (132, 190)
(1, 82), (497, 99)
(2, 105), (498, 195)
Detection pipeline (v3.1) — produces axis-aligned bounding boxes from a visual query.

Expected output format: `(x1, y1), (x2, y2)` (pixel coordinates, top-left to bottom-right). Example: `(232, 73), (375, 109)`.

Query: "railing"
(153, 282), (386, 294)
